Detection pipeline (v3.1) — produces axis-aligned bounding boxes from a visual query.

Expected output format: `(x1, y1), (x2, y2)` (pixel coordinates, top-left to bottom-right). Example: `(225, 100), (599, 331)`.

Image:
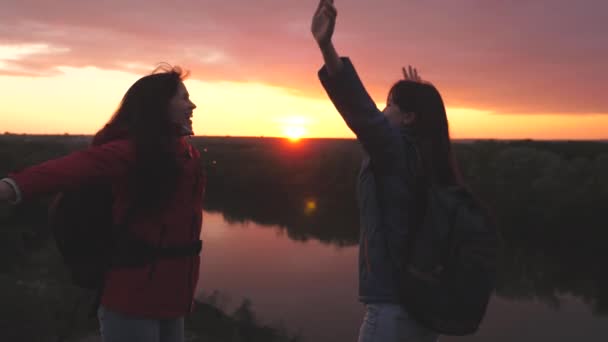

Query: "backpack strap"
(155, 240), (202, 258)
(404, 139), (445, 274)
(89, 203), (138, 317)
(106, 204), (139, 265)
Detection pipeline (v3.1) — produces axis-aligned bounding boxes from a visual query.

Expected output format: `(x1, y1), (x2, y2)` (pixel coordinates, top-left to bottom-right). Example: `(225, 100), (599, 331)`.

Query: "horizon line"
(1, 132), (606, 142)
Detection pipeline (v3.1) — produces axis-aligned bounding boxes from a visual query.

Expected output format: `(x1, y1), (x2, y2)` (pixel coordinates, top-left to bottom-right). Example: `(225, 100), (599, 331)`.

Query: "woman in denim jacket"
(312, 1), (465, 341)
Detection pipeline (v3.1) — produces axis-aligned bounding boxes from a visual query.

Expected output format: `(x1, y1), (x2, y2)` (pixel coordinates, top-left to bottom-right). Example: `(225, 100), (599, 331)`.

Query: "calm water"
(197, 211), (608, 342)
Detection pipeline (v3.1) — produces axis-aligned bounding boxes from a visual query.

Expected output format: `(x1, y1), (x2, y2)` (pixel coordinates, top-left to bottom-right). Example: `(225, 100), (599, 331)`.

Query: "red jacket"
(9, 137), (205, 318)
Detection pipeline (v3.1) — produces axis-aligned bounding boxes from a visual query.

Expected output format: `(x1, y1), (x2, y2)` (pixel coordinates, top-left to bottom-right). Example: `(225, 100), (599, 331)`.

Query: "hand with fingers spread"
(402, 65), (423, 83)
(311, 0), (337, 48)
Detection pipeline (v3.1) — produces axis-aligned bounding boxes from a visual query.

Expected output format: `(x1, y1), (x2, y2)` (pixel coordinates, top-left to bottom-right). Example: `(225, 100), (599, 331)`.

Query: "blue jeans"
(358, 304), (439, 342)
(97, 306), (185, 342)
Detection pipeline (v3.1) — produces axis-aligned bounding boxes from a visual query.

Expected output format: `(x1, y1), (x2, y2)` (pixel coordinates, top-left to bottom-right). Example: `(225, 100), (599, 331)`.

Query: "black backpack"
(49, 184), (123, 290)
(49, 184), (202, 342)
(400, 183), (500, 336)
(49, 184), (203, 291)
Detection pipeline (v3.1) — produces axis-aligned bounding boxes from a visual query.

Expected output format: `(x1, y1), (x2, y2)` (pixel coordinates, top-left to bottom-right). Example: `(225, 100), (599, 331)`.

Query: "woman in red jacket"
(0, 65), (204, 342)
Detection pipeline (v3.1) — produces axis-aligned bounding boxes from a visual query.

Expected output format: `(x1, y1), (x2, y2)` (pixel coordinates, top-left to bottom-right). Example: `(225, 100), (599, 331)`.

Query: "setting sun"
(283, 125), (307, 142)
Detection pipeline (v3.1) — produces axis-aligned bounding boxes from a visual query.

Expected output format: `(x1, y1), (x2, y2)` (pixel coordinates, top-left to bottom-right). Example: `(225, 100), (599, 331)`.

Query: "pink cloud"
(0, 0), (606, 114)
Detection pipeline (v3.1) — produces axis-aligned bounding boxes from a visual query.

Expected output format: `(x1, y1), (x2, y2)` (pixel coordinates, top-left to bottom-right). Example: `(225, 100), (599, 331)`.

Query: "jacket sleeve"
(8, 139), (134, 202)
(318, 57), (402, 168)
(319, 57), (413, 273)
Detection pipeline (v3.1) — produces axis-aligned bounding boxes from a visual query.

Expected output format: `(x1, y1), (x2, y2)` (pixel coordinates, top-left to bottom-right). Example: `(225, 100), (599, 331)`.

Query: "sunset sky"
(1, 0), (607, 139)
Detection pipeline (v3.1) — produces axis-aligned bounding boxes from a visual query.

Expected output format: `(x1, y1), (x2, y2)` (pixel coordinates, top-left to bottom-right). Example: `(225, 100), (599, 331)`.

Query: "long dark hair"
(93, 64), (190, 210)
(388, 80), (463, 187)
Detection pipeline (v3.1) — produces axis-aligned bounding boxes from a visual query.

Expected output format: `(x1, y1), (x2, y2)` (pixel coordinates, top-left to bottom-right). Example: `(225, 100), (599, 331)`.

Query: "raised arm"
(312, 0), (401, 167)
(312, 0), (343, 76)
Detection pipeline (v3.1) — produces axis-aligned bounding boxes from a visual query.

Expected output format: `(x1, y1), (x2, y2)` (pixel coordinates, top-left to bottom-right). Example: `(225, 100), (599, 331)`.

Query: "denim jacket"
(319, 58), (419, 303)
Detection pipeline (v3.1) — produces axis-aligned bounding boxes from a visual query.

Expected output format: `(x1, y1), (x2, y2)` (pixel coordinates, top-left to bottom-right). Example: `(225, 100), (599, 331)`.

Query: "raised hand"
(402, 65), (422, 83)
(311, 0), (337, 48)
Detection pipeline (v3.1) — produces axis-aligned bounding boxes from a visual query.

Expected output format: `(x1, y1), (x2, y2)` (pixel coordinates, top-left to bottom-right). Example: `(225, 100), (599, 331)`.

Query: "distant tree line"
(1, 136), (607, 318)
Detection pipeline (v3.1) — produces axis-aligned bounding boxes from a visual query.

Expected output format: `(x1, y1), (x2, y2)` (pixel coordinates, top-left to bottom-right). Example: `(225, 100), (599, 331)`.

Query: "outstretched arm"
(2, 139), (134, 204)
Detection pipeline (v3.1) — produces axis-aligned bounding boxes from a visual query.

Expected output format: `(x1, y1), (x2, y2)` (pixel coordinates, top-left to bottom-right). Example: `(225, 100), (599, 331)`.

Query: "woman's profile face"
(168, 82), (197, 135)
(383, 93), (410, 127)
(383, 90), (416, 127)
